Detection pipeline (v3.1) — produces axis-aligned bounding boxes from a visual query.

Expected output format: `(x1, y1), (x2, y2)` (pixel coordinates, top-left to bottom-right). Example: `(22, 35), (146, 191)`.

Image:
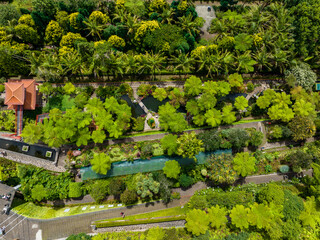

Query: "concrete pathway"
(195, 5), (216, 39)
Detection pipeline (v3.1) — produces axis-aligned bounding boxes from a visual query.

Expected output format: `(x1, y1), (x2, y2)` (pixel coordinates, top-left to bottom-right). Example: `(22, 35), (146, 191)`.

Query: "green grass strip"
(95, 206), (188, 223)
(95, 215), (186, 228)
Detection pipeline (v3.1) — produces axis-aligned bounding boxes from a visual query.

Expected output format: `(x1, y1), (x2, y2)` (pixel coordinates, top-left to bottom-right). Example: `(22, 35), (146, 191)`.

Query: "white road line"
(1, 216), (26, 237)
(0, 212), (17, 225)
(3, 215), (23, 229)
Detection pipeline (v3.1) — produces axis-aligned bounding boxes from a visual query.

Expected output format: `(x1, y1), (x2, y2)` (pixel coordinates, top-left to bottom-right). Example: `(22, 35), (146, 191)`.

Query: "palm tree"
(178, 15), (200, 36)
(253, 47), (272, 72)
(138, 52), (166, 80)
(122, 53), (139, 77)
(60, 52), (84, 78)
(83, 18), (106, 40)
(172, 53), (194, 77)
(235, 51), (257, 73)
(198, 53), (221, 77)
(161, 9), (175, 24)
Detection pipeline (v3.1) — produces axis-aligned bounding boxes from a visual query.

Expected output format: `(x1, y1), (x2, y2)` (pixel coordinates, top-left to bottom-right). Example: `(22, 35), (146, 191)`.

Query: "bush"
(188, 194), (208, 210)
(206, 190), (255, 209)
(197, 130), (222, 152)
(279, 165), (290, 173)
(286, 150), (313, 173)
(89, 181), (109, 203)
(66, 233), (92, 240)
(0, 4), (20, 26)
(246, 82), (255, 92)
(120, 189), (138, 205)
(147, 118), (156, 128)
(257, 183), (284, 206)
(179, 174), (193, 188)
(140, 143), (154, 159)
(133, 117), (145, 132)
(0, 85), (4, 93)
(68, 182), (83, 198)
(109, 179), (125, 197)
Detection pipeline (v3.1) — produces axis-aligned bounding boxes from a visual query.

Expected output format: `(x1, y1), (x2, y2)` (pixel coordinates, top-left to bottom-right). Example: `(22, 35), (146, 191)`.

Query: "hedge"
(95, 215), (186, 228)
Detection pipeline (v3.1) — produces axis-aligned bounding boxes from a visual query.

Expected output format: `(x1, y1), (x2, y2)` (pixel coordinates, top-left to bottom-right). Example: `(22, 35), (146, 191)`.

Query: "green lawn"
(95, 206), (188, 223)
(12, 201), (125, 219)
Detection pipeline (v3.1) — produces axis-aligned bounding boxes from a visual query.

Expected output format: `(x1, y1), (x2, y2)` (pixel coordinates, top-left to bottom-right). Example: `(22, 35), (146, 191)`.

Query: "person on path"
(1, 226), (5, 235)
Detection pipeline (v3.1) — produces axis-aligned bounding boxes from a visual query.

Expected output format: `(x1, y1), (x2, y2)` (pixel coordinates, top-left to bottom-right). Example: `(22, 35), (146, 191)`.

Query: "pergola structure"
(4, 79), (36, 136)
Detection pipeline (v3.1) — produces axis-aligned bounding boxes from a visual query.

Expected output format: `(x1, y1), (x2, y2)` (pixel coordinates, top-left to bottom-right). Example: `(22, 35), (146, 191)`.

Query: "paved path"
(9, 168), (314, 239)
(195, 5), (216, 39)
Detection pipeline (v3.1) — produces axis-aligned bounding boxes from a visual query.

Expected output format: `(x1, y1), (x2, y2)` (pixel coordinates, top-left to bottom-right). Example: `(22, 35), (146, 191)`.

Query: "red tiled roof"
(5, 80), (36, 110)
(5, 82), (25, 109)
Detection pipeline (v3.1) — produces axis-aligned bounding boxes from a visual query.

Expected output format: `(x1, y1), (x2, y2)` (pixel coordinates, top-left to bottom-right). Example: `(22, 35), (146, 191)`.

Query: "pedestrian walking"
(2, 226), (5, 235)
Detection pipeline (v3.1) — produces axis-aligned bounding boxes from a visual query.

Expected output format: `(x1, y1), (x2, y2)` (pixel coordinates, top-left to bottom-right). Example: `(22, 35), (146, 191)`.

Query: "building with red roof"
(4, 79), (36, 136)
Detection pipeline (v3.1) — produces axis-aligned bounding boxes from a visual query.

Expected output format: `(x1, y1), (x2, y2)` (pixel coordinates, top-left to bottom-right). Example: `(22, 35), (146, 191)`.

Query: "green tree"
(293, 98), (316, 117)
(120, 189), (138, 205)
(248, 129), (263, 147)
(268, 104), (294, 122)
(160, 134), (178, 156)
(31, 184), (48, 202)
(109, 179), (125, 197)
(234, 96), (248, 111)
(163, 160), (181, 179)
(145, 227), (167, 240)
(184, 76), (202, 96)
(285, 63), (316, 91)
(45, 20), (64, 45)
(158, 103), (187, 132)
(152, 88), (167, 101)
(63, 82), (76, 95)
(247, 202), (273, 229)
(91, 130), (106, 144)
(299, 196), (320, 229)
(21, 124), (42, 144)
(135, 173), (160, 199)
(90, 153), (111, 175)
(206, 153), (237, 184)
(186, 100), (200, 116)
(176, 132), (204, 160)
(179, 174), (193, 188)
(288, 116), (316, 141)
(257, 183), (284, 206)
(185, 209), (210, 236)
(233, 152), (256, 177)
(230, 205), (249, 229)
(198, 93), (217, 110)
(256, 89), (277, 109)
(205, 108), (222, 127)
(14, 24), (38, 45)
(228, 73), (243, 88)
(208, 205), (228, 229)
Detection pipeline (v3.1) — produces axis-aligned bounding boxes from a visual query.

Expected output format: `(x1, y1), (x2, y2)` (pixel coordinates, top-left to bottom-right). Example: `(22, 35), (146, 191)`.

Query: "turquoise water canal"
(80, 149), (232, 180)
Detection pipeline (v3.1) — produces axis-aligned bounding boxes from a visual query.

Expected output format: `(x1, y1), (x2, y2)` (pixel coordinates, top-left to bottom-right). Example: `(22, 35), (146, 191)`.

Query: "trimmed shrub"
(89, 181), (109, 203)
(68, 182), (83, 198)
(206, 190), (255, 209)
(120, 189), (138, 205)
(179, 174), (193, 188)
(188, 194), (208, 210)
(279, 165), (290, 174)
(109, 179), (125, 197)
